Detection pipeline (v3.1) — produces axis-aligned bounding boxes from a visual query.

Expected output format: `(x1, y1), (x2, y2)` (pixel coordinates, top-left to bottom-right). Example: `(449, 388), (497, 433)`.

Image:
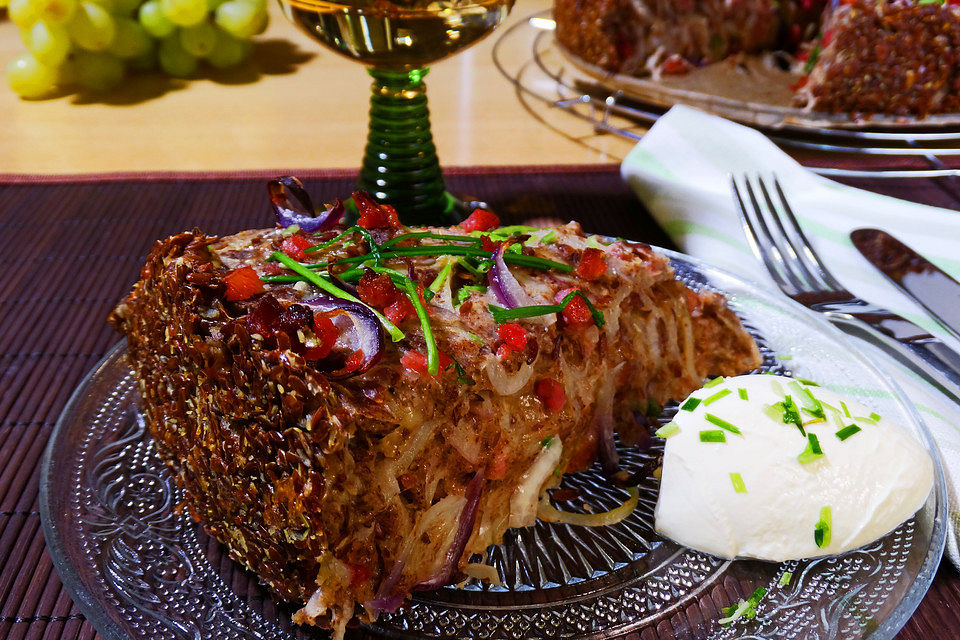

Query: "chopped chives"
(869, 412), (881, 422)
(738, 388), (748, 401)
(540, 435), (555, 448)
(655, 422), (680, 439)
(540, 230), (556, 244)
(465, 331), (484, 345)
(779, 354), (794, 361)
(271, 252), (405, 342)
(705, 413), (742, 435)
(835, 424), (862, 441)
(779, 572), (793, 587)
(681, 397), (702, 412)
(454, 285), (487, 307)
(488, 290), (605, 327)
(841, 401), (851, 417)
(719, 587), (767, 626)
(797, 433), (824, 464)
(797, 378), (820, 386)
(380, 231), (481, 249)
(730, 472), (747, 493)
(705, 376), (725, 388)
(814, 506), (832, 548)
(699, 430), (726, 443)
(428, 261), (454, 294)
(703, 389), (732, 406)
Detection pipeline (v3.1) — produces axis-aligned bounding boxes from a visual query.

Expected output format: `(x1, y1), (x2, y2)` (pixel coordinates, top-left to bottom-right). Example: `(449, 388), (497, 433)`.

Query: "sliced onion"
(537, 486), (639, 527)
(301, 295), (384, 378)
(595, 363), (623, 474)
(488, 243), (535, 309)
(484, 360), (534, 396)
(269, 176), (344, 233)
(414, 471), (485, 591)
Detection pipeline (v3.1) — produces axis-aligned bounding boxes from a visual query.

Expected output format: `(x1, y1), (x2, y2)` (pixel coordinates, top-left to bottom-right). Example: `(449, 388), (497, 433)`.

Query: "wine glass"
(278, 0), (515, 225)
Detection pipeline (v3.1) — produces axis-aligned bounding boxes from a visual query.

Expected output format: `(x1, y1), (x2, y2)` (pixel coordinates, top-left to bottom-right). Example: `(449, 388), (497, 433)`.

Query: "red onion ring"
(488, 243), (535, 309)
(268, 176), (344, 233)
(414, 471), (485, 592)
(301, 295), (384, 378)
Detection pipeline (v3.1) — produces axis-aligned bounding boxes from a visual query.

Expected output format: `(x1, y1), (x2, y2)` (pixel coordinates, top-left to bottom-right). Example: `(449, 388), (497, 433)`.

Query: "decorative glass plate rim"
(39, 245), (948, 640)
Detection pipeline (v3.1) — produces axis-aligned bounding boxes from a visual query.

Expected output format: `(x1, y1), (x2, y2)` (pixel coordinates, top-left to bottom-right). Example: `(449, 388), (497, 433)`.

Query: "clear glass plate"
(40, 249), (947, 640)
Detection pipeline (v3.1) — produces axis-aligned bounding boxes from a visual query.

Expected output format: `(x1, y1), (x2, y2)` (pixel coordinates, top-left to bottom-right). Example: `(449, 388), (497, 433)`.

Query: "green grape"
(179, 21), (218, 57)
(73, 50), (125, 91)
(9, 0), (42, 27)
(205, 0), (227, 11)
(6, 52), (58, 99)
(109, 17), (152, 58)
(128, 48), (157, 70)
(160, 0), (208, 27)
(85, 0), (113, 11)
(138, 0), (175, 37)
(37, 0), (78, 25)
(112, 0), (142, 15)
(214, 0), (265, 39)
(158, 35), (198, 76)
(67, 2), (116, 51)
(28, 21), (72, 66)
(206, 29), (250, 68)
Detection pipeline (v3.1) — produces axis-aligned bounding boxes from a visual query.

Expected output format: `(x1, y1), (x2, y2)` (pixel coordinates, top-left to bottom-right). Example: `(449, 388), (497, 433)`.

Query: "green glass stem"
(358, 67), (457, 225)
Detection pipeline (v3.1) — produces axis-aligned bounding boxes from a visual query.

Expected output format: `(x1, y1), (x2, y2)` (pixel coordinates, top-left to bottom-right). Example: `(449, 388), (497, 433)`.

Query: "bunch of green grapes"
(5, 0), (267, 98)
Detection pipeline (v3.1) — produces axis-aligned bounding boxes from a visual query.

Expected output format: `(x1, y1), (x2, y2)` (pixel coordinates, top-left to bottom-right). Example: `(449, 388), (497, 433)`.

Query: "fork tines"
(731, 174), (842, 297)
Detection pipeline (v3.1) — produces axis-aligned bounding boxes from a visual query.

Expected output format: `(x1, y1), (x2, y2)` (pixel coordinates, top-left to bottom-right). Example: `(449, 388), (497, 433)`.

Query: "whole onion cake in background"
(554, 0), (960, 117)
(109, 181), (761, 638)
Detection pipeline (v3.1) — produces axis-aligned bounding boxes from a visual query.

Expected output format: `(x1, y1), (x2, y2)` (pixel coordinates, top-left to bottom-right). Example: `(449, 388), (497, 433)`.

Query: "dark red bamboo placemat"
(0, 164), (957, 640)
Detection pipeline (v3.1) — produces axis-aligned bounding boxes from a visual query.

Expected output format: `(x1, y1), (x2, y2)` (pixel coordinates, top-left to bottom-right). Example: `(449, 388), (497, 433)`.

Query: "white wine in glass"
(279, 0), (515, 224)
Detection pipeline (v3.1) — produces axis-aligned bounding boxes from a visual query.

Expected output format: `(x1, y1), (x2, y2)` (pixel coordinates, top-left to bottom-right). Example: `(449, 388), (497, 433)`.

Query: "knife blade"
(851, 228), (960, 342)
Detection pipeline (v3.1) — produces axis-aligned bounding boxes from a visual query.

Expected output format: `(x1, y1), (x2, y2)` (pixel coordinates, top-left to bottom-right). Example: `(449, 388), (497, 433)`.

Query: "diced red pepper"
(660, 54), (693, 75)
(347, 562), (371, 588)
(384, 295), (415, 324)
(535, 378), (566, 412)
(340, 349), (365, 374)
(822, 28), (834, 47)
(497, 323), (528, 351)
(459, 208), (500, 233)
(496, 344), (512, 361)
(357, 270), (400, 308)
(303, 314), (338, 360)
(354, 191), (402, 230)
(789, 76), (809, 92)
(486, 442), (509, 480)
(400, 350), (453, 376)
(575, 248), (607, 281)
(281, 235), (315, 262)
(223, 266), (264, 301)
(555, 287), (594, 327)
(480, 235), (497, 252)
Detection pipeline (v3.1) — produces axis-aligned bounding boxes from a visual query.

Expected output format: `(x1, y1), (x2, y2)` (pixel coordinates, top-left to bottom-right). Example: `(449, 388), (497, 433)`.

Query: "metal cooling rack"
(493, 12), (960, 179)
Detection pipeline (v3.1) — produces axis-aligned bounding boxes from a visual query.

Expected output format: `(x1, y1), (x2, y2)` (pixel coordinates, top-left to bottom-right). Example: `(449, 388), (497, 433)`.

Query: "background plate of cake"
(552, 0), (960, 128)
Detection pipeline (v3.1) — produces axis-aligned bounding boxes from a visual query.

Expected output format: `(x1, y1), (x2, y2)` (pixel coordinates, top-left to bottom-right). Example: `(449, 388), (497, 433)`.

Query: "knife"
(851, 228), (960, 342)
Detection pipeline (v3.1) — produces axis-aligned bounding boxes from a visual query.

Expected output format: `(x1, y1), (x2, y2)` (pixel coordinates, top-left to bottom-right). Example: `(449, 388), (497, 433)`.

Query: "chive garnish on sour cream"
(705, 413), (741, 435)
(730, 472), (747, 493)
(703, 389), (731, 406)
(681, 397), (702, 412)
(705, 376), (725, 388)
(655, 422), (680, 439)
(700, 430), (727, 443)
(835, 424), (862, 441)
(814, 506), (832, 548)
(797, 433), (824, 464)
(738, 388), (748, 401)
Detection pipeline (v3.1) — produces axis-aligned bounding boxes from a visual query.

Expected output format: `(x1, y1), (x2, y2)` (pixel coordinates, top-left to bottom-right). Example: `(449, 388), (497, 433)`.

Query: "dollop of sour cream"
(653, 374), (934, 561)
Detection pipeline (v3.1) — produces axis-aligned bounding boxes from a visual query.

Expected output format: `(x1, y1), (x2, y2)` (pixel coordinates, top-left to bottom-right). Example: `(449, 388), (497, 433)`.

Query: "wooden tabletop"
(0, 0), (637, 174)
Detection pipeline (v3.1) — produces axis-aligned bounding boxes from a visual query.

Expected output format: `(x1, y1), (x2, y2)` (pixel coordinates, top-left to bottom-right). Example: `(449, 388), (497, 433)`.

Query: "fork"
(731, 174), (960, 402)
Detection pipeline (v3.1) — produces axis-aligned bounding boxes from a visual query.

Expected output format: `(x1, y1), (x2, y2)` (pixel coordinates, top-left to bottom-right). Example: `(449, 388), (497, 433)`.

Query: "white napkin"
(621, 104), (960, 566)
